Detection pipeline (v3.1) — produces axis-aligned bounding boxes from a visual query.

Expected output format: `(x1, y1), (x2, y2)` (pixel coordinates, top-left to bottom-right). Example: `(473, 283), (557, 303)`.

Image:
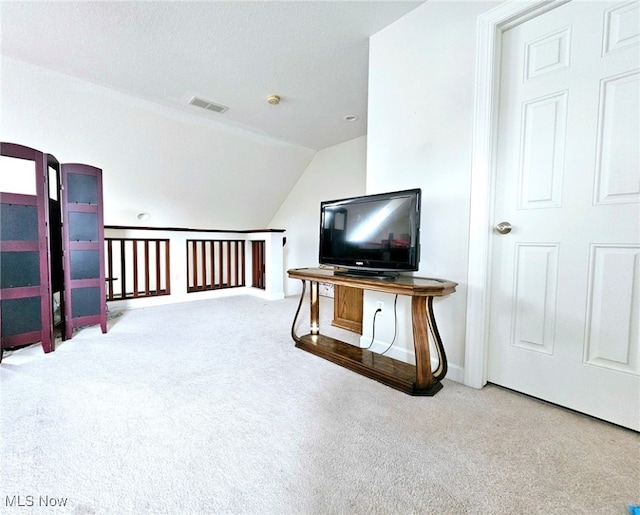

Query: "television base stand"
(287, 268), (457, 396)
(333, 269), (399, 281)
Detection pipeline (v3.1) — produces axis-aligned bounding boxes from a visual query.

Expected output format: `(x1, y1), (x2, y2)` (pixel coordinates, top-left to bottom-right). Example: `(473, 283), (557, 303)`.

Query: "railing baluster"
(187, 240), (193, 291)
(227, 240), (231, 286)
(107, 239), (114, 300)
(164, 240), (171, 295)
(120, 240), (127, 299)
(231, 241), (236, 287)
(235, 240), (241, 286)
(201, 240), (207, 290)
(233, 241), (237, 286)
(192, 241), (198, 291)
(142, 240), (149, 296)
(210, 241), (215, 289)
(240, 241), (246, 286)
(132, 240), (139, 298)
(156, 240), (161, 295)
(217, 241), (223, 289)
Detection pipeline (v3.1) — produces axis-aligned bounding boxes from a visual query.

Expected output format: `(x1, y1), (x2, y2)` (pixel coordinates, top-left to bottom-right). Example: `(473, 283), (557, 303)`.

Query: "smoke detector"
(189, 96), (228, 114)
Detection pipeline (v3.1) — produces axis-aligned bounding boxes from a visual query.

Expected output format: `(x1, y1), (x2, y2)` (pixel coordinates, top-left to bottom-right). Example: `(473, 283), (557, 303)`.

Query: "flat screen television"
(319, 188), (421, 278)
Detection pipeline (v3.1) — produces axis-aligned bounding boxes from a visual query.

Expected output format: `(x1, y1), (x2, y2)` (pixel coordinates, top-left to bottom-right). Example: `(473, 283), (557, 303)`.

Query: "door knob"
(495, 221), (512, 234)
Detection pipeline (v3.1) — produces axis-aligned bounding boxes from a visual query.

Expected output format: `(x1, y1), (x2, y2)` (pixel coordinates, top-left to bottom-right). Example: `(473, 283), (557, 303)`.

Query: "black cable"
(380, 295), (399, 355)
(362, 308), (382, 350)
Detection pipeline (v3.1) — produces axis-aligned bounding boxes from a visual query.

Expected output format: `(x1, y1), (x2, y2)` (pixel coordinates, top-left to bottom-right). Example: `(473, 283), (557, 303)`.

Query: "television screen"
(319, 188), (421, 276)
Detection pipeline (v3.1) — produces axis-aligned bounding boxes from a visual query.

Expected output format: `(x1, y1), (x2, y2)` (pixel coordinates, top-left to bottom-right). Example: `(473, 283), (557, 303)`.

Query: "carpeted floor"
(1, 295), (638, 514)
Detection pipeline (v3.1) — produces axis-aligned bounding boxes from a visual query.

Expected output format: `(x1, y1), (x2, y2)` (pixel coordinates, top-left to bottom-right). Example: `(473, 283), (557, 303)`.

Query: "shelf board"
(295, 333), (442, 396)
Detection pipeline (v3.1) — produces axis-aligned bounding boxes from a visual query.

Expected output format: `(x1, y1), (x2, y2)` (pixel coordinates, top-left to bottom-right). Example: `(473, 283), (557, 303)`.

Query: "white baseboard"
(107, 286), (277, 311)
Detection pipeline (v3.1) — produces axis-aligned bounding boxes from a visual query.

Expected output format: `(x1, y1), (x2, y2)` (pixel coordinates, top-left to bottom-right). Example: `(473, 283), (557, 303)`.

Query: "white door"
(488, 0), (640, 430)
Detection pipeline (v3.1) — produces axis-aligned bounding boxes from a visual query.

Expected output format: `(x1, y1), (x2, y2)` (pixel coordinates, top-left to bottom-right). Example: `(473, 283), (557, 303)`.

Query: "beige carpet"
(1, 295), (638, 514)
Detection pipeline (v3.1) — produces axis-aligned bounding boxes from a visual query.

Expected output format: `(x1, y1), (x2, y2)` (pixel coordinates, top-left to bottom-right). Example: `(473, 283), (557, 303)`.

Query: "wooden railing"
(104, 226), (285, 304)
(105, 238), (170, 301)
(186, 239), (245, 293)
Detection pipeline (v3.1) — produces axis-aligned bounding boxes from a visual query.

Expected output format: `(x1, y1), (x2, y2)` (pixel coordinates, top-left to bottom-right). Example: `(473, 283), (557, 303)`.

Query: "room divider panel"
(0, 143), (56, 358)
(0, 143), (106, 362)
(61, 163), (106, 339)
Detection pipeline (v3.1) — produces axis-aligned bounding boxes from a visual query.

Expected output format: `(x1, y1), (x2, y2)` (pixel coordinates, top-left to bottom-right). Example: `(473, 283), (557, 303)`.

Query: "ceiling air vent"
(189, 96), (228, 114)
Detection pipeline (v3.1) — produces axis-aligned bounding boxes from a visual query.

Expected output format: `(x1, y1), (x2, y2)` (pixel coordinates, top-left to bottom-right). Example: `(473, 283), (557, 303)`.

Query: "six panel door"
(488, 0), (640, 430)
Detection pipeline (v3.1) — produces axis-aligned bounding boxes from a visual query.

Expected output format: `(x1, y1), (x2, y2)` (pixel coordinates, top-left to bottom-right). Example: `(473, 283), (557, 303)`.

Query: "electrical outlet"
(376, 300), (384, 315)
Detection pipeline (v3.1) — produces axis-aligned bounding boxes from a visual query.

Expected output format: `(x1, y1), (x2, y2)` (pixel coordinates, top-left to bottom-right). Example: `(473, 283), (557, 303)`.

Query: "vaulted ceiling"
(1, 1), (424, 151)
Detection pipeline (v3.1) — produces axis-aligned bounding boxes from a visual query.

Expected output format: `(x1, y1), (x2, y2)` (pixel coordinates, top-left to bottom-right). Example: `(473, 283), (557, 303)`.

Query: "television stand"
(287, 267), (457, 396)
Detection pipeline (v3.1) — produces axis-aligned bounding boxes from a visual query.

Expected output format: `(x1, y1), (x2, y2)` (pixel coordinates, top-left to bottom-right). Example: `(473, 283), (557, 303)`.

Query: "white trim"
(107, 285), (263, 311)
(464, 0), (570, 389)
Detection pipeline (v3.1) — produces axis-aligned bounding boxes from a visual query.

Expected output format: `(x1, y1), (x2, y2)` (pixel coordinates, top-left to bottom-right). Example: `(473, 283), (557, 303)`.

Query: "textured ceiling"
(0, 1), (424, 150)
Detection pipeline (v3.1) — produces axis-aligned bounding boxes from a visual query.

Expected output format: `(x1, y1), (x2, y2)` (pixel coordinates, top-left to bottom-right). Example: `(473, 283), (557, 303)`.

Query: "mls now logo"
(5, 495), (69, 508)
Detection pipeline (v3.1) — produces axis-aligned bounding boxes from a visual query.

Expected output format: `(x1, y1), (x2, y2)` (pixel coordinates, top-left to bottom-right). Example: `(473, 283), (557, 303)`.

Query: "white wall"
(1, 57), (315, 229)
(366, 0), (500, 381)
(268, 136), (367, 296)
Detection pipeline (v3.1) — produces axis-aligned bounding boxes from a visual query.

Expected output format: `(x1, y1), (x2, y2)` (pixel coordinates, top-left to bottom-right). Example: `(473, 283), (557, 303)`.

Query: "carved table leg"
(412, 296), (435, 390)
(412, 296), (448, 392)
(310, 280), (319, 335)
(427, 296), (448, 381)
(290, 279), (307, 344)
(290, 280), (321, 342)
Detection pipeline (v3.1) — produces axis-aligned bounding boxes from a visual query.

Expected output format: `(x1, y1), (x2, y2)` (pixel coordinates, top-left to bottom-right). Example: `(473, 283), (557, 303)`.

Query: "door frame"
(464, 0), (571, 389)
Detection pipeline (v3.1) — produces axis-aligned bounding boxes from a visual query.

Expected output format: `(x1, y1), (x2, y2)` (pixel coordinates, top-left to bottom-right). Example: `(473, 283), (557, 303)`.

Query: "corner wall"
(269, 136), (367, 296)
(366, 0), (501, 381)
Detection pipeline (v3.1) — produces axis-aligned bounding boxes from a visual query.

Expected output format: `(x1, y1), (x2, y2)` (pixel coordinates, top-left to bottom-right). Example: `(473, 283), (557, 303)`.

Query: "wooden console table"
(287, 267), (457, 396)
